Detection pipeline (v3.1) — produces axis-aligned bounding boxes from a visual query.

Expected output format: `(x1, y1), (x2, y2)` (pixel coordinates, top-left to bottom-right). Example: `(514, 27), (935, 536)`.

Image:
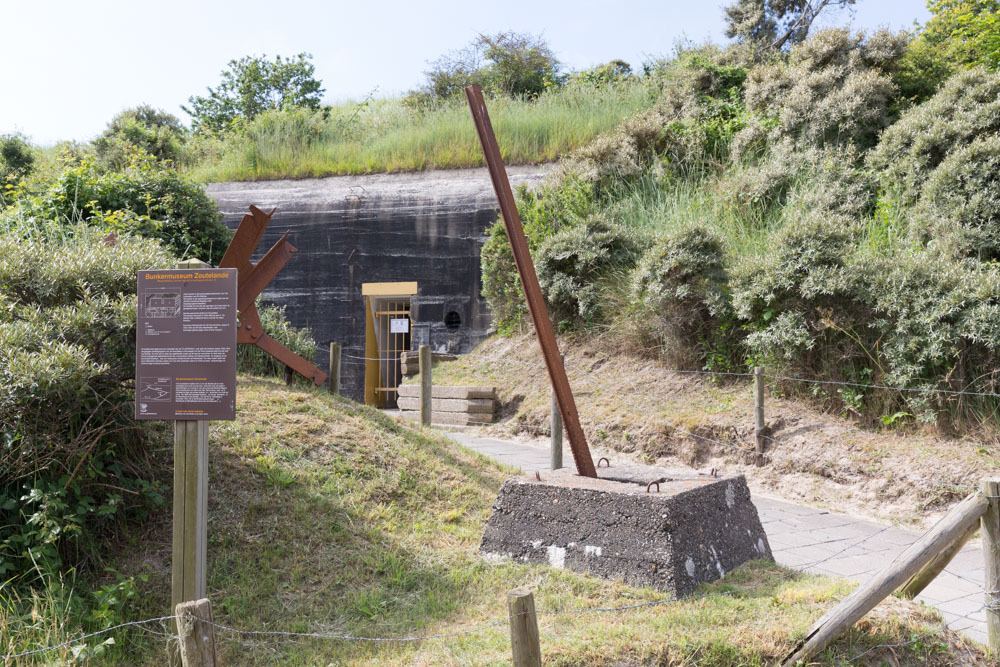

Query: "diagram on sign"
(144, 290), (181, 318)
(140, 376), (172, 401)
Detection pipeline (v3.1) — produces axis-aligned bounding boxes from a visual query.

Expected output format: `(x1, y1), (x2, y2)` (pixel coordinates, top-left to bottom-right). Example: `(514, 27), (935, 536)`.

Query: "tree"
(921, 0), (1000, 68)
(724, 0), (857, 51)
(183, 53), (325, 133)
(94, 105), (186, 169)
(414, 32), (562, 102)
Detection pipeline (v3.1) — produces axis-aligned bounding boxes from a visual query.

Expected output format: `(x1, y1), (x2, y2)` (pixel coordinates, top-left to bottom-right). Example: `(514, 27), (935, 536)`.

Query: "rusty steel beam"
(464, 84), (597, 478)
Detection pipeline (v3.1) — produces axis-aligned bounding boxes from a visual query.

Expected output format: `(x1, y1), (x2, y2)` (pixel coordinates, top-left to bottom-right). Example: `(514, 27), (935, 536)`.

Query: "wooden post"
(329, 342), (342, 395)
(284, 364), (293, 386)
(551, 354), (563, 470)
(782, 490), (989, 665)
(754, 366), (765, 466)
(172, 258), (210, 622)
(419, 345), (432, 427)
(983, 478), (1000, 653)
(900, 521), (977, 599)
(507, 588), (541, 667)
(172, 421), (209, 611)
(175, 598), (217, 667)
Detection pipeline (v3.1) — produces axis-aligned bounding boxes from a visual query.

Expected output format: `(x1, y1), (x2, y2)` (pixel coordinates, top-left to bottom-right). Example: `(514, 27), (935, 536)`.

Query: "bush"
(480, 179), (597, 333)
(94, 105), (187, 170)
(867, 68), (1000, 200)
(738, 28), (907, 153)
(630, 225), (735, 368)
(0, 223), (173, 581)
(0, 133), (35, 185)
(237, 303), (317, 377)
(916, 134), (1000, 260)
(40, 158), (231, 264)
(536, 218), (651, 323)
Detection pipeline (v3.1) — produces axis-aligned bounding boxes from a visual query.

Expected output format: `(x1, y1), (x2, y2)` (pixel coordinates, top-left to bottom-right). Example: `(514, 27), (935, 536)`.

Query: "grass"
(0, 375), (986, 664)
(186, 82), (657, 182)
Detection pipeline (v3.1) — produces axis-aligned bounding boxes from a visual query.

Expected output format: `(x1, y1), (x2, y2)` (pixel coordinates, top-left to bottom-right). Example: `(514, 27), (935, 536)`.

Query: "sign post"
(135, 259), (237, 624)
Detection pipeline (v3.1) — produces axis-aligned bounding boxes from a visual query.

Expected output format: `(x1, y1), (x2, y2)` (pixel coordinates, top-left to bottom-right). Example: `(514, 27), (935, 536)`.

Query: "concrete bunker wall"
(207, 166), (548, 401)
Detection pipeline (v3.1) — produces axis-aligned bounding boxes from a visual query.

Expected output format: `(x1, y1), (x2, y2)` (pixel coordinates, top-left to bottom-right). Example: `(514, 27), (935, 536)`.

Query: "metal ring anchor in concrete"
(646, 481), (660, 493)
(598, 457), (610, 468)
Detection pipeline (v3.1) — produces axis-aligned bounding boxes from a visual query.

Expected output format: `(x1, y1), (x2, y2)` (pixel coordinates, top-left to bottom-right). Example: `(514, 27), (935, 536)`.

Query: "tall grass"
(187, 82), (657, 182)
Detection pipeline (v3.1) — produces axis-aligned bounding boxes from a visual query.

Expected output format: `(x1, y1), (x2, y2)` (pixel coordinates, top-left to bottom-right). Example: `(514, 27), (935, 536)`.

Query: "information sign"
(390, 317), (410, 334)
(136, 269), (238, 420)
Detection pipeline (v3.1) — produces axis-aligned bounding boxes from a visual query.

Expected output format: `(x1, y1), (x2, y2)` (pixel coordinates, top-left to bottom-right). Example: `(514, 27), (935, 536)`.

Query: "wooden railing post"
(175, 598), (217, 667)
(419, 345), (432, 427)
(983, 477), (1000, 653)
(507, 588), (541, 667)
(329, 342), (341, 395)
(551, 354), (563, 470)
(754, 366), (765, 466)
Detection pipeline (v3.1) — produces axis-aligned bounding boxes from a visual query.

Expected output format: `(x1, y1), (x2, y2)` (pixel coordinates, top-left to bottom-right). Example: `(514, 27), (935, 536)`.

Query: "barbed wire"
(0, 615), (181, 660)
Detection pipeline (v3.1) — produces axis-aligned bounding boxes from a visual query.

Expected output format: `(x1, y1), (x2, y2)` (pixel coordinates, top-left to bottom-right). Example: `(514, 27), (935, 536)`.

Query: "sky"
(2, 0), (930, 145)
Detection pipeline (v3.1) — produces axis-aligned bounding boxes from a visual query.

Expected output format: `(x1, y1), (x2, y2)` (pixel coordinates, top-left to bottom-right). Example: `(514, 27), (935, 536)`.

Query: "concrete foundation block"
(397, 396), (495, 414)
(399, 410), (494, 425)
(480, 466), (772, 596)
(397, 385), (496, 400)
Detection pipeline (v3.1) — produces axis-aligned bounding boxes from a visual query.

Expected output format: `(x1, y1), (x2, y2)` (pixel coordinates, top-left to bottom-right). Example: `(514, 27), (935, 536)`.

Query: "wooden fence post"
(419, 345), (432, 427)
(782, 490), (989, 665)
(508, 588), (541, 667)
(983, 477), (1000, 653)
(754, 366), (765, 466)
(175, 598), (217, 667)
(551, 354), (563, 470)
(329, 342), (341, 395)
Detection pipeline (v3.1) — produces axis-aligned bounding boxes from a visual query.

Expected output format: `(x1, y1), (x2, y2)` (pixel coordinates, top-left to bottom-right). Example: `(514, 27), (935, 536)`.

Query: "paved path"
(443, 430), (988, 645)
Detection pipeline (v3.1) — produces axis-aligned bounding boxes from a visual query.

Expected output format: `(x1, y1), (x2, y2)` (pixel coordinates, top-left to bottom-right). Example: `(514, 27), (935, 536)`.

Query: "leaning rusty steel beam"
(465, 84), (597, 478)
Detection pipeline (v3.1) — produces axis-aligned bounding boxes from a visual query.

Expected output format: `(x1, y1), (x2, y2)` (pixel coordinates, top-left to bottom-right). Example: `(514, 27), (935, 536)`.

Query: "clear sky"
(2, 0), (930, 145)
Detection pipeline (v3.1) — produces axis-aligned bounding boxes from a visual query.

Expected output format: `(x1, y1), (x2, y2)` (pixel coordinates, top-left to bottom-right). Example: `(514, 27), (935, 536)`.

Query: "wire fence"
(8, 346), (997, 662)
(3, 491), (989, 662)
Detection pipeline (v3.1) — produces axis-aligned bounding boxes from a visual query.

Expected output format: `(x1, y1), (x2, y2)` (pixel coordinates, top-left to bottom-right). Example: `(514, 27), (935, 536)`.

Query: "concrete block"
(397, 396), (495, 414)
(397, 384), (496, 400)
(399, 410), (494, 425)
(480, 466), (772, 596)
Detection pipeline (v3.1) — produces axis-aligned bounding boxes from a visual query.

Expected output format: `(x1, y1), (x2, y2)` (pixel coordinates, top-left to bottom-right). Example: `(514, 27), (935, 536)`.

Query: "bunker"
(207, 166), (547, 405)
(481, 465), (772, 596)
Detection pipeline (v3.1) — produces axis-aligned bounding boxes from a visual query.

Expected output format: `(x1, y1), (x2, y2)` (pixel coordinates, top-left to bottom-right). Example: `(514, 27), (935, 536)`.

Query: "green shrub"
(867, 68), (1000, 200)
(0, 223), (173, 582)
(480, 179), (597, 333)
(536, 218), (651, 323)
(738, 28), (906, 154)
(237, 303), (318, 377)
(630, 224), (736, 368)
(916, 134), (1000, 260)
(40, 158), (231, 263)
(0, 133), (35, 185)
(94, 105), (187, 170)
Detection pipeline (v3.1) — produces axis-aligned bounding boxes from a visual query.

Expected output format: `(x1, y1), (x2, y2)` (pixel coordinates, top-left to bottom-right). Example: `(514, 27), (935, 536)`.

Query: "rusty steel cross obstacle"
(219, 205), (327, 386)
(465, 84), (597, 478)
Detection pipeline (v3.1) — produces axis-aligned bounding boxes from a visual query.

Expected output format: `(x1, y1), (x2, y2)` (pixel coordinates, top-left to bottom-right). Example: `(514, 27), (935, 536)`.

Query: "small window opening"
(444, 311), (462, 331)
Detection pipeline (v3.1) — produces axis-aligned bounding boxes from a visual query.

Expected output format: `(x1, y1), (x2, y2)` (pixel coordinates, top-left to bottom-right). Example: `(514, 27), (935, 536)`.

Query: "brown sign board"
(135, 269), (238, 420)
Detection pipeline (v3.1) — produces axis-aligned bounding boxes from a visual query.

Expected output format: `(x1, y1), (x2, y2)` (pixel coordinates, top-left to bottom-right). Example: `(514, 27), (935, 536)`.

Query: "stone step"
(397, 396), (495, 414)
(397, 384), (495, 400)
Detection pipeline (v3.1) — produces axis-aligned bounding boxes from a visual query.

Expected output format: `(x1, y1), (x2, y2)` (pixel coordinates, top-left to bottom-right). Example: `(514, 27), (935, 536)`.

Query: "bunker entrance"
(363, 282), (417, 408)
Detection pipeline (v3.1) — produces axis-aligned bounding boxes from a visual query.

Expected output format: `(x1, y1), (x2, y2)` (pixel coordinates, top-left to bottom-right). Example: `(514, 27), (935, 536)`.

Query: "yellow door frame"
(362, 282), (417, 407)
